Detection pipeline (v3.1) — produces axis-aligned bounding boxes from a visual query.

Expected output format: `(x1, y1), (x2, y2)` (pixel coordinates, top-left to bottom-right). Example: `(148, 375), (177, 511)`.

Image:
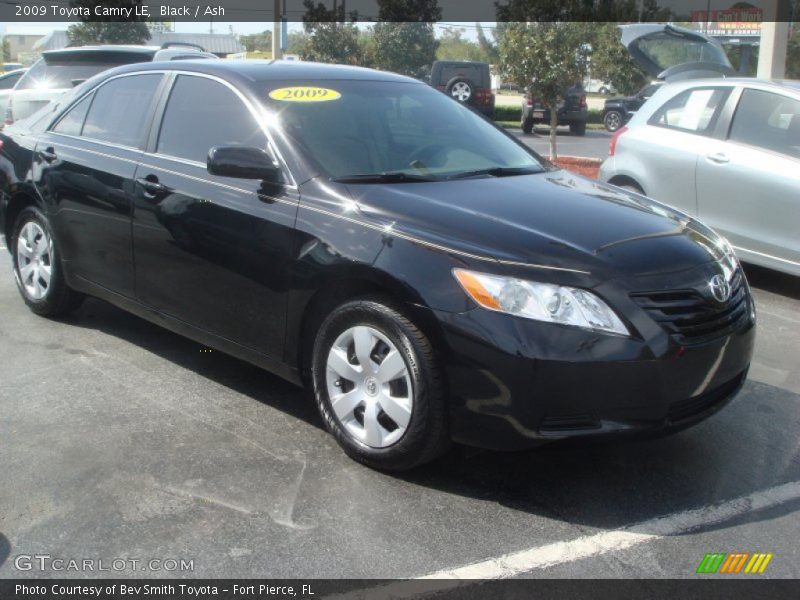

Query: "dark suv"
(429, 60), (494, 117)
(602, 82), (662, 132)
(521, 84), (587, 136)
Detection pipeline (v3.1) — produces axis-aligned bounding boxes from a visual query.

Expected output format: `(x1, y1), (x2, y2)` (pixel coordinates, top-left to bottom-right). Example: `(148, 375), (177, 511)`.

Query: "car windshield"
(263, 79), (544, 181)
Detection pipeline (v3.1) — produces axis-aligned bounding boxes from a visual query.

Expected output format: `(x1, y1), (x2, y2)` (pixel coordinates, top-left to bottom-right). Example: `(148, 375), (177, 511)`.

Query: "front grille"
(667, 371), (746, 423)
(631, 269), (748, 343)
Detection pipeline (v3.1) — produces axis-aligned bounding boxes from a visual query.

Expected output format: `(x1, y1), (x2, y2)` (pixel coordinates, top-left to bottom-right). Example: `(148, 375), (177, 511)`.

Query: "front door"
(132, 73), (298, 358)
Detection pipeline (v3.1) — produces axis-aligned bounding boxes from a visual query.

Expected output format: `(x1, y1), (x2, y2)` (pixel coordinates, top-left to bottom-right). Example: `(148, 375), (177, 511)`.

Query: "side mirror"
(207, 145), (282, 181)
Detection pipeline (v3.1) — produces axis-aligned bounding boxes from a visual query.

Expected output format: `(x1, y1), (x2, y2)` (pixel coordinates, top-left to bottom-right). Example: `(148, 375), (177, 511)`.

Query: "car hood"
(345, 171), (728, 280)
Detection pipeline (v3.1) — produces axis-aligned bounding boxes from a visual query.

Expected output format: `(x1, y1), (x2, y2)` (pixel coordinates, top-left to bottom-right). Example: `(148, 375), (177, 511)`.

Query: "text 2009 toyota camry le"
(0, 60), (755, 470)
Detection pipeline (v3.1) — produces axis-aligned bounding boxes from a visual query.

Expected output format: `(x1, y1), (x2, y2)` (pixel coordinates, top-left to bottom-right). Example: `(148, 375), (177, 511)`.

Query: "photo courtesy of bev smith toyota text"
(0, 0), (799, 597)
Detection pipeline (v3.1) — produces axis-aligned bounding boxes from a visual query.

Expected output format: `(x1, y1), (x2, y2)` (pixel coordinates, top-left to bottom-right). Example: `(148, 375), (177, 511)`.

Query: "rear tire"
(445, 77), (474, 104)
(522, 116), (534, 134)
(604, 110), (623, 132)
(570, 121), (586, 136)
(311, 297), (449, 471)
(11, 206), (83, 317)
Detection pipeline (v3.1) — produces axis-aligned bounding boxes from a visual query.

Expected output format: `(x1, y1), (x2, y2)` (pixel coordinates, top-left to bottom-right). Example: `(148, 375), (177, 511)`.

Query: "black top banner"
(0, 0), (794, 23)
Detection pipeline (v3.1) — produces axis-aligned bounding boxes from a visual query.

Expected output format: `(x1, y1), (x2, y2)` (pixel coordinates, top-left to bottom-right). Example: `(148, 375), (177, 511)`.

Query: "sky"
(0, 21), (497, 41)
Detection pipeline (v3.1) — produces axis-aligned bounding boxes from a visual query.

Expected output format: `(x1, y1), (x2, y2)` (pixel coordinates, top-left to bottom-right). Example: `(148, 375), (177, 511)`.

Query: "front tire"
(312, 297), (449, 471)
(12, 206), (83, 317)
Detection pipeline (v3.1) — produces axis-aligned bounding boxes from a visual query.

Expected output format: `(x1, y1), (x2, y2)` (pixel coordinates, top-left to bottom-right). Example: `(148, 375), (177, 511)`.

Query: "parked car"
(1, 60), (754, 470)
(602, 23), (799, 276)
(602, 82), (662, 132)
(0, 69), (26, 128)
(521, 84), (587, 135)
(4, 43), (217, 126)
(429, 60), (495, 117)
(601, 78), (800, 276)
(584, 78), (615, 95)
(3, 63), (24, 72)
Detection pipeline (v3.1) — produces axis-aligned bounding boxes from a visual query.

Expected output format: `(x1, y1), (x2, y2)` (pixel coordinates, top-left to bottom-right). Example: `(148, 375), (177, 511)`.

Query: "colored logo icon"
(697, 552), (773, 574)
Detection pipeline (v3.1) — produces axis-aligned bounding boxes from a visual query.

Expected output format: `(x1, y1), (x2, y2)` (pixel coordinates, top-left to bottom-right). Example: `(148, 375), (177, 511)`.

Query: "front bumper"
(523, 106), (587, 125)
(434, 298), (755, 451)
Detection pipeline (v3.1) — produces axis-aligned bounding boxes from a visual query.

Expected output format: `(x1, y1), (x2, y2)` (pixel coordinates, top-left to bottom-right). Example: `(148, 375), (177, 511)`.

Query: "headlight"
(453, 268), (629, 336)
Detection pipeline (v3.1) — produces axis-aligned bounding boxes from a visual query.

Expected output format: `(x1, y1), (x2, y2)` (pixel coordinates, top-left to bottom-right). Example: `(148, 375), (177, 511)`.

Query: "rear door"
(695, 87), (800, 273)
(132, 73), (298, 358)
(36, 72), (164, 296)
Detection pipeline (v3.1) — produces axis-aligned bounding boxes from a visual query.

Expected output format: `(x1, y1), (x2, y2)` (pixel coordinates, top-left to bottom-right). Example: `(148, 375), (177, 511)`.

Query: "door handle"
(40, 147), (57, 163)
(706, 152), (730, 164)
(136, 176), (168, 198)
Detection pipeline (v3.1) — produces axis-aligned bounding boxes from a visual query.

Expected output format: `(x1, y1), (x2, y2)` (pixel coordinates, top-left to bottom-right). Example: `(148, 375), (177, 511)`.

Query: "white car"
(600, 24), (800, 277)
(601, 78), (800, 277)
(584, 78), (615, 94)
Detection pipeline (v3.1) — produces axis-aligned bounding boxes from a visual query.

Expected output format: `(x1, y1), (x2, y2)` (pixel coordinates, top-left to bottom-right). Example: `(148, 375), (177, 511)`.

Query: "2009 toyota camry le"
(0, 60), (755, 470)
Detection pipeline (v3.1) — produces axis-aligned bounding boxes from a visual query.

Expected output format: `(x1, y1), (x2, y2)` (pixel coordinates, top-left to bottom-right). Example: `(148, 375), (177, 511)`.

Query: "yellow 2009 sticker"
(268, 87), (341, 102)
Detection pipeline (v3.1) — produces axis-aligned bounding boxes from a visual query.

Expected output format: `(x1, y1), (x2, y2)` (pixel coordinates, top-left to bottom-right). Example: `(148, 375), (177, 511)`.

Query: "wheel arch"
(2, 187), (44, 252)
(607, 174), (645, 195)
(290, 268), (448, 385)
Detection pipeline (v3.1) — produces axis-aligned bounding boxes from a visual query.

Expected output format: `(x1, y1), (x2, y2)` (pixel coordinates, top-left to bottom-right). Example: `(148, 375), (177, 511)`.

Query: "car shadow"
(56, 293), (800, 534)
(744, 262), (800, 301)
(59, 296), (325, 433)
(0, 534), (9, 569)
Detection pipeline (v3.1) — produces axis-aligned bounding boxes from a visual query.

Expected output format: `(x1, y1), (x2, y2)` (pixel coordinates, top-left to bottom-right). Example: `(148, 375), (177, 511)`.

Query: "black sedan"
(0, 60), (755, 470)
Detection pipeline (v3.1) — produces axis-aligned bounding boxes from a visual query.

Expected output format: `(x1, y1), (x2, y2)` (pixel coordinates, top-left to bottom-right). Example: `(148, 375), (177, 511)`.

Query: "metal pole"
(272, 0), (283, 60)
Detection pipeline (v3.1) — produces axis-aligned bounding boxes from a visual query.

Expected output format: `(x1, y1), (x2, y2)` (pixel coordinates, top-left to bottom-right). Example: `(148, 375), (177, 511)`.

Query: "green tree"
(301, 1), (362, 65)
(368, 1), (441, 79)
(498, 22), (591, 159)
(66, 1), (150, 46)
(239, 30), (273, 53)
(476, 23), (499, 64)
(369, 22), (439, 79)
(2, 38), (10, 62)
(590, 23), (649, 95)
(436, 28), (485, 62)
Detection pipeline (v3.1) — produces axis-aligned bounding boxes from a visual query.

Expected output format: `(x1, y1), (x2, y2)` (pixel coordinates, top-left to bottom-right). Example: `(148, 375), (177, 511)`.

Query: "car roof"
(43, 45), (160, 57)
(666, 76), (800, 90)
(101, 59), (420, 85)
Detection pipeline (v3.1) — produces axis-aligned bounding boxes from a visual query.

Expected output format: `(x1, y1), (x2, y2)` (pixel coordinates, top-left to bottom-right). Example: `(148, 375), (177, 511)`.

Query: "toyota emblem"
(708, 274), (731, 303)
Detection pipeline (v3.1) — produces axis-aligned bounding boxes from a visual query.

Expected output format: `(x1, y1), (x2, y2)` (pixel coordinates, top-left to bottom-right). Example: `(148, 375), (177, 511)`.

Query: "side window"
(52, 94), (93, 136)
(157, 75), (267, 164)
(649, 87), (730, 135)
(82, 74), (162, 147)
(729, 88), (800, 159)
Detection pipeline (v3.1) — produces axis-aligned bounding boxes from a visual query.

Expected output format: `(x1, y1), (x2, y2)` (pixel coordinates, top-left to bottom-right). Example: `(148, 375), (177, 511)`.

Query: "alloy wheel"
(325, 325), (413, 448)
(605, 111), (622, 131)
(450, 82), (472, 102)
(16, 221), (53, 300)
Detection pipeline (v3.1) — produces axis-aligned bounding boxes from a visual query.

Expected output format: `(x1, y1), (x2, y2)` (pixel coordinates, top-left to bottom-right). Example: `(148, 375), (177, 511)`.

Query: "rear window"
(435, 64), (489, 87)
(15, 54), (147, 91)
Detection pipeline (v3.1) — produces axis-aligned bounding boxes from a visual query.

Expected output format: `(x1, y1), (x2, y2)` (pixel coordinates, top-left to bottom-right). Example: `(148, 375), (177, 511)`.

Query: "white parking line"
(328, 480), (800, 599)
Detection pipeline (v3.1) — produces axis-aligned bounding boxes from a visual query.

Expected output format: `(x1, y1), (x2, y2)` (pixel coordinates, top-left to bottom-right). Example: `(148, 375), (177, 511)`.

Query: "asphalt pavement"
(512, 128), (613, 161)
(1, 243), (799, 580)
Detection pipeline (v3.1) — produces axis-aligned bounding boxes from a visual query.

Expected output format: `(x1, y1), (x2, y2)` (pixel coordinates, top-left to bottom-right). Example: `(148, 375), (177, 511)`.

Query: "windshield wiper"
(332, 172), (437, 184)
(446, 167), (541, 180)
